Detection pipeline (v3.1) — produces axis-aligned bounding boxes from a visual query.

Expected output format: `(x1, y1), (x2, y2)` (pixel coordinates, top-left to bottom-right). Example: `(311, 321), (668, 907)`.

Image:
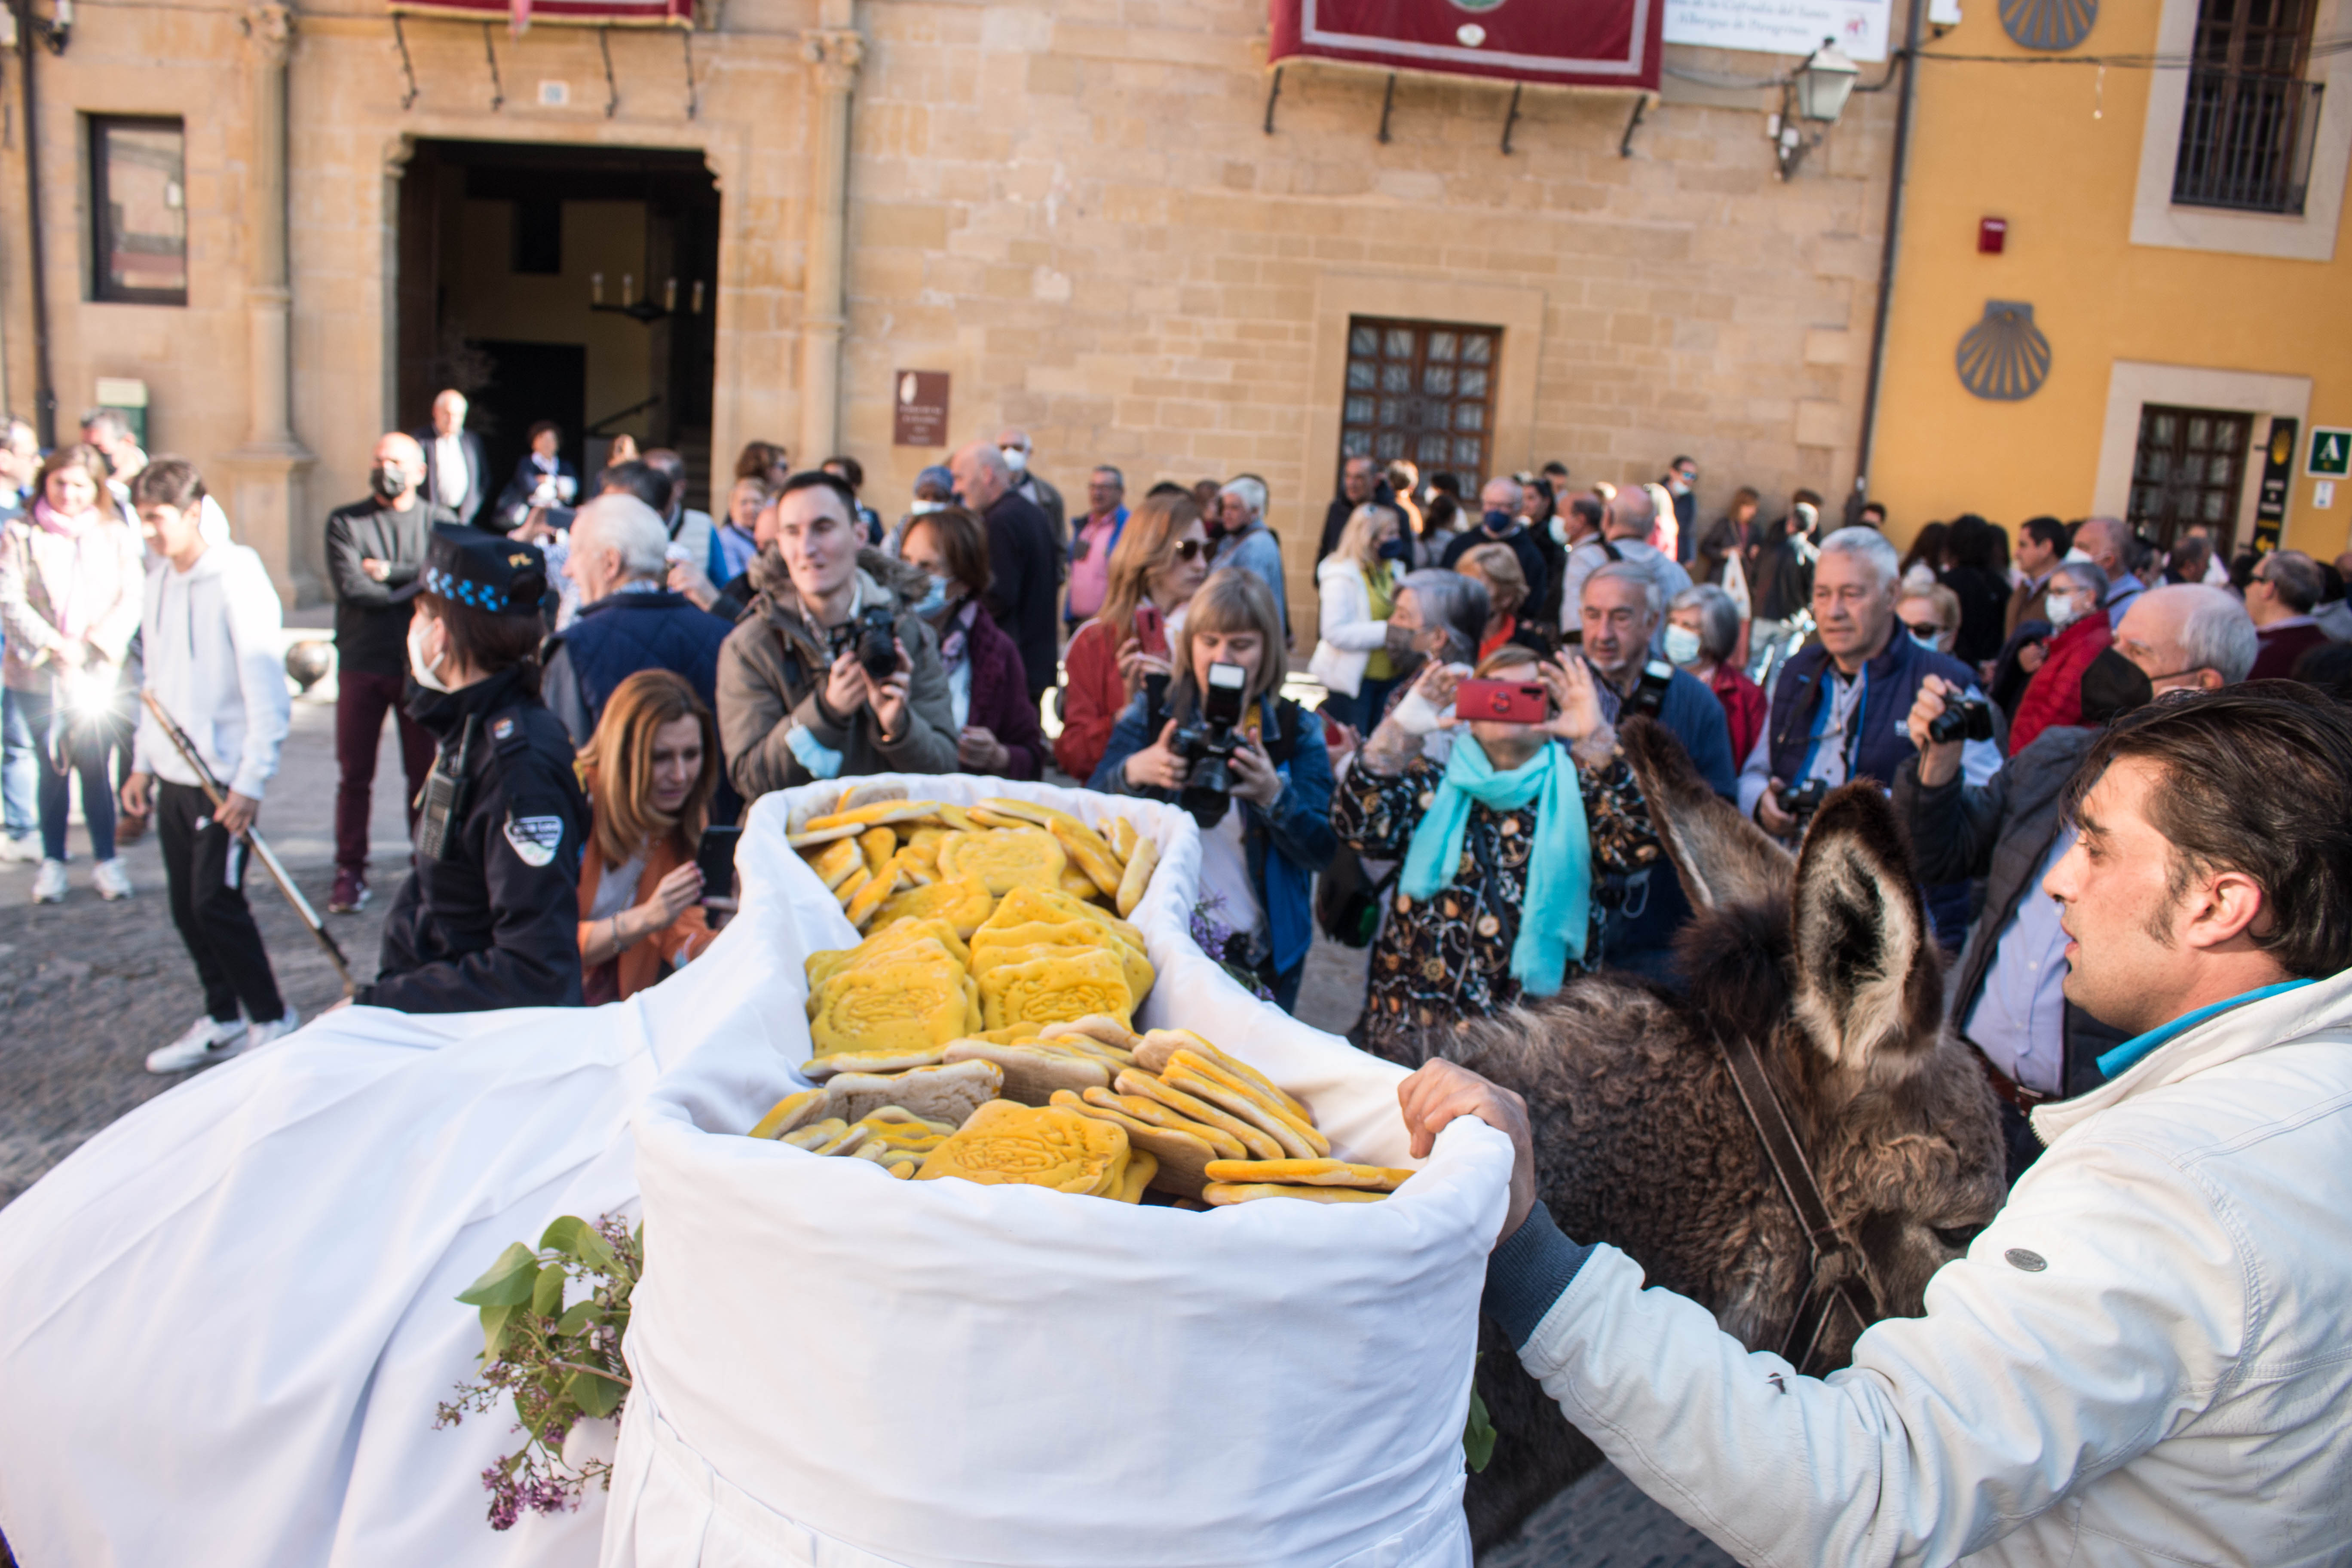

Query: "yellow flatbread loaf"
(871, 875), (996, 937)
(1115, 1148), (1159, 1204)
(797, 1046), (944, 1080)
(969, 916), (1155, 1005)
(856, 826), (898, 876)
(748, 1089), (829, 1140)
(995, 884), (1146, 950)
(936, 827), (1067, 896)
(805, 836), (866, 890)
(1107, 816), (1140, 864)
(843, 865), (898, 930)
(807, 933), (962, 995)
(982, 799), (1128, 899)
(1059, 865), (1107, 902)
(1202, 1158), (1413, 1192)
(915, 1099), (1130, 1196)
(1201, 1182), (1388, 1205)
(1054, 1090), (1223, 1198)
(1039, 1014), (1144, 1054)
(802, 801), (932, 833)
(780, 1117), (849, 1151)
(808, 958), (970, 1056)
(1113, 1068), (1281, 1161)
(826, 1059), (1004, 1127)
(833, 862), (871, 907)
(979, 948), (1133, 1032)
(1115, 837), (1158, 918)
(1136, 1029), (1313, 1124)
(942, 1038), (1113, 1104)
(1164, 1053), (1331, 1159)
(1078, 1085), (1247, 1160)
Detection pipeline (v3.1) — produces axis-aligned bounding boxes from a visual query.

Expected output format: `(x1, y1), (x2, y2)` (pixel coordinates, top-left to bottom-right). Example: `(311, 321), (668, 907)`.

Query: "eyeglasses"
(1170, 539), (1206, 562)
(1902, 622), (1943, 640)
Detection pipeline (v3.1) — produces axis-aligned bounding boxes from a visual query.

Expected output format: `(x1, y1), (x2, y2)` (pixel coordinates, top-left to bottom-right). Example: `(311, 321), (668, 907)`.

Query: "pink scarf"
(30, 496), (107, 640)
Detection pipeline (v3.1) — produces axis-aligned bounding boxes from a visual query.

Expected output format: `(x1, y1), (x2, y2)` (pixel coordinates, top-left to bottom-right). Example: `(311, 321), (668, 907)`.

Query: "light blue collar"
(2095, 978), (2317, 1079)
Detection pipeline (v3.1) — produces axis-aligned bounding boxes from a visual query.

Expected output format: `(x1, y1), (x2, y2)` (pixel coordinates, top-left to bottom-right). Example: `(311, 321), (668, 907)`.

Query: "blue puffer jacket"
(542, 587), (732, 746)
(1090, 690), (1335, 977)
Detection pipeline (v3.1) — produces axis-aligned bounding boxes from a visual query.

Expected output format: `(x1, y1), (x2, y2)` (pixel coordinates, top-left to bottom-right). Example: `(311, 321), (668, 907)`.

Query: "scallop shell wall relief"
(1957, 300), (2052, 401)
(2000, 0), (2096, 52)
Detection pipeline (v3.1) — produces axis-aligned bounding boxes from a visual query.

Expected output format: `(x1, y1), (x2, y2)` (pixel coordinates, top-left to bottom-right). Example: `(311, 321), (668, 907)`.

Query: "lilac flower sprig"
(1191, 894), (1274, 1001)
(436, 1213), (642, 1529)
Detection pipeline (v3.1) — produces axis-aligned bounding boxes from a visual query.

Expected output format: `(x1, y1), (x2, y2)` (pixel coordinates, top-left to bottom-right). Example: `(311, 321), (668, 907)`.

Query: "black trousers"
(157, 781), (286, 1026)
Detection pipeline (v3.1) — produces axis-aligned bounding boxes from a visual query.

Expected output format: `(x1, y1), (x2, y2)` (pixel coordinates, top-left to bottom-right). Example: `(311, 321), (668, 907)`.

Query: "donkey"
(1389, 718), (2009, 1553)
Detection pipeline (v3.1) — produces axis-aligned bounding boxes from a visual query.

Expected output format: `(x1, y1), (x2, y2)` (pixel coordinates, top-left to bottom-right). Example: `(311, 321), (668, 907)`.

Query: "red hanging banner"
(1270, 0), (1660, 90)
(388, 0), (690, 28)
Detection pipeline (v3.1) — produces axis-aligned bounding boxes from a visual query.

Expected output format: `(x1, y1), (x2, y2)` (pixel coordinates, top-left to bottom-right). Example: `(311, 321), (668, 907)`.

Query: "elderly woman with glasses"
(1054, 491), (1212, 784)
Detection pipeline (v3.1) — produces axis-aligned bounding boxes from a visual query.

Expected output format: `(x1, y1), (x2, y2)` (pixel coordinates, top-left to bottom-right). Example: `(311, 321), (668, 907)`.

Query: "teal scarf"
(1399, 736), (1591, 997)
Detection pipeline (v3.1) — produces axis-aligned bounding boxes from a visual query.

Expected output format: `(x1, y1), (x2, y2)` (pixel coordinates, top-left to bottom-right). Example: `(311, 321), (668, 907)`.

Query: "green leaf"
(456, 1242), (541, 1308)
(531, 1262), (569, 1318)
(573, 1225), (618, 1271)
(481, 1301), (518, 1363)
(565, 1369), (625, 1419)
(538, 1216), (592, 1256)
(1463, 1381), (1497, 1474)
(553, 1301), (604, 1337)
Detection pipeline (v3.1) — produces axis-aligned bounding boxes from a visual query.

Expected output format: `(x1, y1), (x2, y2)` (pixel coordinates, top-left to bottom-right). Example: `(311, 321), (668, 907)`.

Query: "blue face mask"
(1378, 533), (1413, 562)
(912, 573), (950, 619)
(1483, 508), (1513, 533)
(1910, 629), (1941, 652)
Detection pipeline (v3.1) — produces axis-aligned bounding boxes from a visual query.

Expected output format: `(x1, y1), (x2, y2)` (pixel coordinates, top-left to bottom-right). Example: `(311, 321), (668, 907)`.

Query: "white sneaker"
(92, 858), (132, 900)
(32, 858), (67, 903)
(0, 834), (38, 864)
(241, 1008), (301, 1054)
(147, 1015), (248, 1073)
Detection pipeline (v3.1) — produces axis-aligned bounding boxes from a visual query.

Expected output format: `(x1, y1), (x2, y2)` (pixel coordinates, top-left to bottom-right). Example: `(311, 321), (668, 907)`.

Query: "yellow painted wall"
(1871, 0), (2352, 559)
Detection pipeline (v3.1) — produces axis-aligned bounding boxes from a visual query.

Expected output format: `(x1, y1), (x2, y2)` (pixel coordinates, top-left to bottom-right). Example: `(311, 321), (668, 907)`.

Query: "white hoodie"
(130, 543), (290, 802)
(1518, 969), (2352, 1565)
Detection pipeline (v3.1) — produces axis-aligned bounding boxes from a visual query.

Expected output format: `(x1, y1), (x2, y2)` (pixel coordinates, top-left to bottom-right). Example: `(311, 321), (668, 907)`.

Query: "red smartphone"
(1454, 679), (1549, 724)
(1133, 601), (1165, 651)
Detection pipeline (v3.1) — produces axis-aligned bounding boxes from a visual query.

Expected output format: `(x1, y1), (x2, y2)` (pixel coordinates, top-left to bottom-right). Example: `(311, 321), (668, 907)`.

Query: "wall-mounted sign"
(2254, 415), (2297, 553)
(1662, 0), (1891, 63)
(1271, 0), (1664, 89)
(893, 371), (951, 448)
(2306, 425), (2351, 478)
(1955, 300), (2049, 401)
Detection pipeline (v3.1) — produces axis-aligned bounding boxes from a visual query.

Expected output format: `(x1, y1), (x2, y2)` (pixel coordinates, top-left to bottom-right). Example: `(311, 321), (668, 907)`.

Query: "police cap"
(408, 524), (548, 614)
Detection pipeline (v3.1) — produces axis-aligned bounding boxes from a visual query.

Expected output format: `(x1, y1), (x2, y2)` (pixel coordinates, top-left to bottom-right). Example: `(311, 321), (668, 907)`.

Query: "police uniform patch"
(492, 716), (516, 741)
(504, 814), (564, 867)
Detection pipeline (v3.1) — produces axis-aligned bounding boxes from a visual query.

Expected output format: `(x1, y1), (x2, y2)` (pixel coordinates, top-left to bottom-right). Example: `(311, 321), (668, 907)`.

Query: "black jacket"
(324, 496), (453, 678)
(410, 426), (489, 527)
(1440, 522), (1550, 624)
(982, 489), (1062, 704)
(361, 665), (589, 1014)
(1893, 724), (2122, 1099)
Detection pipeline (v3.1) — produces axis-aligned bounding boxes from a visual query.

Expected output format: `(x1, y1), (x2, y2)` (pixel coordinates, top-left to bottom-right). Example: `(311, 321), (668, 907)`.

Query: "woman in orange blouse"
(576, 668), (720, 1004)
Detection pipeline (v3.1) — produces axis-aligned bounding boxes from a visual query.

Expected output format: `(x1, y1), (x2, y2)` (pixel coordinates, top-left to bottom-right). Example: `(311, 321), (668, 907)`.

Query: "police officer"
(354, 524), (588, 1012)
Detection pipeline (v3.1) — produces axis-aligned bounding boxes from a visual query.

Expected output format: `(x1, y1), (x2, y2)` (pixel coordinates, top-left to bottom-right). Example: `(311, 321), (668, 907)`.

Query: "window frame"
(1336, 315), (1504, 491)
(2126, 401), (2254, 551)
(89, 113), (189, 307)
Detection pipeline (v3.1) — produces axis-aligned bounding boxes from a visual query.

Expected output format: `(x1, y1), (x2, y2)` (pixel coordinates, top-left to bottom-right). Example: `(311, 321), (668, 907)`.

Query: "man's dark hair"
(778, 469), (859, 520)
(129, 456), (205, 510)
(1569, 495), (1605, 531)
(1859, 500), (1887, 524)
(1541, 460), (1571, 480)
(822, 455), (866, 491)
(1792, 487), (1823, 508)
(1669, 454), (1695, 470)
(2067, 683), (2352, 979)
(1092, 465), (1125, 489)
(1145, 479), (1189, 499)
(527, 420), (563, 448)
(597, 460), (672, 513)
(1948, 514), (1998, 572)
(1428, 472), (1463, 499)
(2021, 514), (2069, 555)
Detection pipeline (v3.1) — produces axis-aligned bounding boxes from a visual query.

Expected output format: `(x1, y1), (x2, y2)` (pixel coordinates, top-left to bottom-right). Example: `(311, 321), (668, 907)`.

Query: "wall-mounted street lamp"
(589, 271), (705, 325)
(1774, 38), (1860, 179)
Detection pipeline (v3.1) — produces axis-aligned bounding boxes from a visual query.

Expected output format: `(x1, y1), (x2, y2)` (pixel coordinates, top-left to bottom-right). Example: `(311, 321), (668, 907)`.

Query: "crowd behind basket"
(5, 395), (2352, 1142)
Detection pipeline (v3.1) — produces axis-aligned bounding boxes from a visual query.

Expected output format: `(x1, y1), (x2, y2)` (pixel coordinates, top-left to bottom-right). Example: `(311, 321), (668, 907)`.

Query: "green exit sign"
(2309, 427), (2352, 478)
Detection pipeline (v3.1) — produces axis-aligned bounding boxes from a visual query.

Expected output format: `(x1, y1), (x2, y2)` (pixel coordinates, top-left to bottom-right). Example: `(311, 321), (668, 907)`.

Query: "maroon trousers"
(335, 668), (436, 878)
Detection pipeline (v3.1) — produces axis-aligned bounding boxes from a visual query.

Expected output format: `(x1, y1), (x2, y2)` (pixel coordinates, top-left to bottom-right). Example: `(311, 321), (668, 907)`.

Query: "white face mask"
(1548, 516), (1569, 547)
(1000, 446), (1029, 475)
(407, 616), (451, 692)
(2045, 590), (2083, 630)
(909, 499), (946, 515)
(1663, 625), (1703, 666)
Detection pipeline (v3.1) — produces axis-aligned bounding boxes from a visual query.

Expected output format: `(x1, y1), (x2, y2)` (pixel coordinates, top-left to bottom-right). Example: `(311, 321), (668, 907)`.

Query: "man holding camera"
(716, 471), (958, 799)
(1739, 527), (1999, 839)
(1896, 583), (2257, 1178)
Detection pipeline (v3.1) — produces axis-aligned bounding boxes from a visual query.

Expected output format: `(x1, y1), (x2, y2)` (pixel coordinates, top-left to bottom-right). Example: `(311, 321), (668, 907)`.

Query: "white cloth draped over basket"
(602, 775), (1511, 1568)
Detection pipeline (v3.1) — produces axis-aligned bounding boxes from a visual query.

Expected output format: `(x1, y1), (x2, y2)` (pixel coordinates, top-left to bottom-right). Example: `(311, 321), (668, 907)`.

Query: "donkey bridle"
(1711, 1030), (1890, 1378)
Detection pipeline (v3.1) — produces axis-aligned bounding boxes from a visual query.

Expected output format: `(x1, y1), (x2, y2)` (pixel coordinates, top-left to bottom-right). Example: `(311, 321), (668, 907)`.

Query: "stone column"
(220, 0), (318, 605)
(798, 11), (863, 466)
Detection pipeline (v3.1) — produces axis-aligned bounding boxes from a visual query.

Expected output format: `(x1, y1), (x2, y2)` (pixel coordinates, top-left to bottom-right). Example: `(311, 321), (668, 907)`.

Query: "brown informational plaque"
(894, 371), (950, 447)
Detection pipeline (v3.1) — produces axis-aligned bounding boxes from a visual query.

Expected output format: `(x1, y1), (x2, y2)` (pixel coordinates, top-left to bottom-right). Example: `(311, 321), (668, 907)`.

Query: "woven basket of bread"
(607, 774), (1511, 1568)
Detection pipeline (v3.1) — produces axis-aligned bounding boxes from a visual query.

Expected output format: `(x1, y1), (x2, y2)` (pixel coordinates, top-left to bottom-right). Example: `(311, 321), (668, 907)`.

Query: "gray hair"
(80, 407), (132, 441)
(2174, 584), (2260, 683)
(956, 441), (1011, 482)
(1606, 484), (1656, 539)
(573, 493), (671, 580)
(1817, 525), (1901, 591)
(1481, 475), (1524, 512)
(2053, 559), (2109, 604)
(1671, 583), (1741, 663)
(2260, 550), (2324, 614)
(1399, 568), (1488, 665)
(1584, 558), (1663, 619)
(1092, 465), (1125, 489)
(1220, 475), (1268, 521)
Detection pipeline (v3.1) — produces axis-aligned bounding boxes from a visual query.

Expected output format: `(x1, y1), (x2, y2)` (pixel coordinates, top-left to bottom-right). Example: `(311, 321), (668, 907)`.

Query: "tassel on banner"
(510, 0), (530, 39)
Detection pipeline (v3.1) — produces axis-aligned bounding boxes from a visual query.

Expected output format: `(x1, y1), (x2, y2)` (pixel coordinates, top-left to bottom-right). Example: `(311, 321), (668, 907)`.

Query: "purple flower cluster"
(1190, 894), (1274, 1001)
(482, 1464), (578, 1531)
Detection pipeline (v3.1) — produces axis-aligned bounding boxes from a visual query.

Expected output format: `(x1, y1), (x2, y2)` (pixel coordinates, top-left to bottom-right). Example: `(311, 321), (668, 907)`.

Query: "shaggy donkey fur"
(1376, 718), (2007, 1553)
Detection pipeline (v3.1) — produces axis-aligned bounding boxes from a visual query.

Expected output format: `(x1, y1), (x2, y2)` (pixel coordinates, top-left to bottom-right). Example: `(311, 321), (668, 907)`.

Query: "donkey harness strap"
(1712, 1030), (1889, 1372)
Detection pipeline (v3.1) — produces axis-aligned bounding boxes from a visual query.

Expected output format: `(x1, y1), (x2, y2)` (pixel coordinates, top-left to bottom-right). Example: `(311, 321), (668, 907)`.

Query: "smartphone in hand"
(1453, 679), (1550, 725)
(695, 825), (744, 907)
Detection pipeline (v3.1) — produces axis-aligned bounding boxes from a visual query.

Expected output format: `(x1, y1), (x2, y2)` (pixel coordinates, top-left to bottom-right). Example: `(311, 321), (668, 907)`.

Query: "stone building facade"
(0, 0), (1900, 617)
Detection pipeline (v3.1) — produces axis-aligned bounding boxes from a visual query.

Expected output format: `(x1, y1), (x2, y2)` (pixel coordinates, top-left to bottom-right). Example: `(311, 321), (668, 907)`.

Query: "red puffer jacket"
(2009, 612), (2112, 754)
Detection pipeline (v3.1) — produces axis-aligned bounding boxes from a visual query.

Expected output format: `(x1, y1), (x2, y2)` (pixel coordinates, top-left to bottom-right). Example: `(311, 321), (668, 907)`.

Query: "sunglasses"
(1170, 539), (1206, 562)
(1903, 621), (1943, 640)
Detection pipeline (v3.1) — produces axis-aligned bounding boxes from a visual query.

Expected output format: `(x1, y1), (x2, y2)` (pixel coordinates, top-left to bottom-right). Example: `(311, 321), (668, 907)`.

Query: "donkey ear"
(1788, 782), (1945, 1077)
(1619, 716), (1792, 913)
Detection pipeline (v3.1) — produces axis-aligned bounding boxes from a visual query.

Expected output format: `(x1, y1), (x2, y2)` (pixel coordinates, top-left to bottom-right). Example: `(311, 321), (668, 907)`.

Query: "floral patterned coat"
(1332, 746), (1661, 1064)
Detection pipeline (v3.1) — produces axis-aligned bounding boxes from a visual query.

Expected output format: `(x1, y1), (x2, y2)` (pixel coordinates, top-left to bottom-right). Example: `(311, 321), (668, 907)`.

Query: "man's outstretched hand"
(1398, 1060), (1537, 1246)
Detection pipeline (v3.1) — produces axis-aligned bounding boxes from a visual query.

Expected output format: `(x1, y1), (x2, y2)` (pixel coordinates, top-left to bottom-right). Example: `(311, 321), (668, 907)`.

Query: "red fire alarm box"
(1978, 217), (2009, 254)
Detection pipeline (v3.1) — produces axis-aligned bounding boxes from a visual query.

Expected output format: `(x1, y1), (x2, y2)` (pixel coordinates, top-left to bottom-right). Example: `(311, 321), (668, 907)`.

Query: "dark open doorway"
(395, 138), (720, 510)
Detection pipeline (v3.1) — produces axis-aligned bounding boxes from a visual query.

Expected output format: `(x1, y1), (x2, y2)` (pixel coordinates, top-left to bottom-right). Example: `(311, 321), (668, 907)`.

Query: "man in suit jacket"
(412, 389), (488, 528)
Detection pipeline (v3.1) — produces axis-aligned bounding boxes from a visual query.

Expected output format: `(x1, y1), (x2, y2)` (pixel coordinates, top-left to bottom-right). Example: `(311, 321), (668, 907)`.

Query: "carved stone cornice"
(801, 28), (864, 95)
(244, 2), (295, 65)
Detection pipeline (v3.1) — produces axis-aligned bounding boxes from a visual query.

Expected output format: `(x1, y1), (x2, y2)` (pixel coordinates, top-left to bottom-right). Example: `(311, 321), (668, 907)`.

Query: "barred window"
(1338, 318), (1501, 481)
(91, 116), (188, 306)
(2128, 404), (2251, 549)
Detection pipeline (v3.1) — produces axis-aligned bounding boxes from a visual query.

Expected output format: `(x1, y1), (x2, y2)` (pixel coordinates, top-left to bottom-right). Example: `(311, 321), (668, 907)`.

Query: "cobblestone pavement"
(0, 689), (1728, 1566)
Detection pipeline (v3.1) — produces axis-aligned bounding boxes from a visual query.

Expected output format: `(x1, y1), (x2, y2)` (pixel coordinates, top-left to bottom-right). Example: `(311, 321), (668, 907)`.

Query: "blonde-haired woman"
(1093, 568), (1334, 1012)
(1054, 490), (1210, 783)
(577, 668), (720, 1004)
(1456, 541), (1537, 661)
(1308, 501), (1404, 734)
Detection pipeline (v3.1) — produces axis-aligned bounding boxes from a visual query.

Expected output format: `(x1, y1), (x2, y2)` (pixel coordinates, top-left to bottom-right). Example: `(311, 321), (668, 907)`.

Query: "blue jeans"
(16, 683), (119, 862)
(0, 683), (34, 840)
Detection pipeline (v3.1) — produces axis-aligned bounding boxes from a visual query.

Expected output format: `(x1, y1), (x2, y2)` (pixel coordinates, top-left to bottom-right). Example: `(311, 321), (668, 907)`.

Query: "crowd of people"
(6, 400), (2352, 1113)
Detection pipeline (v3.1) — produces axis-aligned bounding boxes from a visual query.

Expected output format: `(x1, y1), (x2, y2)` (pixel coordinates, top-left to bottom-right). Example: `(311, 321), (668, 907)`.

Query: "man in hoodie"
(117, 460), (298, 1074)
(716, 470), (958, 801)
(1409, 683), (2352, 1565)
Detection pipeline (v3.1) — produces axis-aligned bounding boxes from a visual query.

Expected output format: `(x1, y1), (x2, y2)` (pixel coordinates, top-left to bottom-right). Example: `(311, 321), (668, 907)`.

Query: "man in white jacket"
(116, 459), (299, 1074)
(1403, 683), (2352, 1565)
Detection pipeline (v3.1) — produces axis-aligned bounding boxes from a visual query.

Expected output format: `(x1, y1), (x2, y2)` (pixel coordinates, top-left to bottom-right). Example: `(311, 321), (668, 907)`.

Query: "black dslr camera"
(1926, 697), (1995, 745)
(1775, 778), (1829, 836)
(1173, 662), (1251, 828)
(829, 604), (900, 684)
